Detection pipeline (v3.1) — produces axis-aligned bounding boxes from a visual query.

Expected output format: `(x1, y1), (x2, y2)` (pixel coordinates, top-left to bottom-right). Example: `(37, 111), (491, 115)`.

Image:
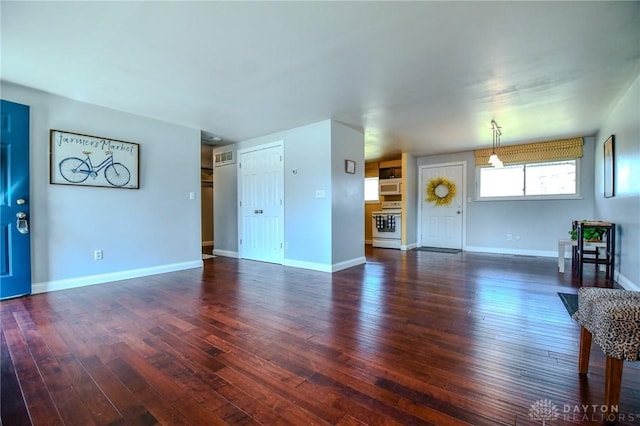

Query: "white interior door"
(420, 164), (464, 249)
(238, 143), (284, 264)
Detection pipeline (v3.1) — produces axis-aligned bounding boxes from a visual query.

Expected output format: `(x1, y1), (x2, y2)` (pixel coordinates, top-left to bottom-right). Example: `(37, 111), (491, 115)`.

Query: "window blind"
(474, 137), (583, 167)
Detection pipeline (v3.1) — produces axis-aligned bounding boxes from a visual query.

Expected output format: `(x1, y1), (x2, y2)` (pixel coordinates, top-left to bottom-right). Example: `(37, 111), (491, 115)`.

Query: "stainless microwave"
(379, 178), (402, 195)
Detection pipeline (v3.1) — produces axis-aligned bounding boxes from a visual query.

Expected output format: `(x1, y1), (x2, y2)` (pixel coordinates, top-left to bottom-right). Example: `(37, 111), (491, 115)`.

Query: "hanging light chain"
(489, 120), (504, 168)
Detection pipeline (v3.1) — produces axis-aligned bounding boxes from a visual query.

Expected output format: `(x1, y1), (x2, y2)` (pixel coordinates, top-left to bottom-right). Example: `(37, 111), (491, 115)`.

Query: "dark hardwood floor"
(2, 247), (639, 425)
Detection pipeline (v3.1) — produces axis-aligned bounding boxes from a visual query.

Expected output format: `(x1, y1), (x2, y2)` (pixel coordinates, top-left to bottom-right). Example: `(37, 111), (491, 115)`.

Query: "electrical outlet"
(506, 234), (513, 241)
(94, 250), (103, 260)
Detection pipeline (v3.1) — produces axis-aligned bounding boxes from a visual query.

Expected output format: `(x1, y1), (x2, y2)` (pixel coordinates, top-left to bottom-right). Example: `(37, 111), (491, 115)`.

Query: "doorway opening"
(201, 143), (214, 257)
(201, 131), (229, 259)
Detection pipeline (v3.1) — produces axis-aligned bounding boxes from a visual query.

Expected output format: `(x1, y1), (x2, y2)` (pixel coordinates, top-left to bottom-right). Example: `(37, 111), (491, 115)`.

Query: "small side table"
(557, 239), (607, 273)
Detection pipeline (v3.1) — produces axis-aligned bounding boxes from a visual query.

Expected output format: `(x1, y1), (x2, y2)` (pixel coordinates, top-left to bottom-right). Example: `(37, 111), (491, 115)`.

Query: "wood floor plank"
(0, 328), (31, 426)
(48, 385), (97, 426)
(1, 249), (638, 425)
(215, 365), (330, 425)
(213, 376), (295, 425)
(107, 342), (185, 402)
(133, 386), (191, 425)
(145, 326), (226, 374)
(55, 353), (123, 425)
(1, 309), (63, 425)
(168, 394), (228, 425)
(79, 355), (155, 424)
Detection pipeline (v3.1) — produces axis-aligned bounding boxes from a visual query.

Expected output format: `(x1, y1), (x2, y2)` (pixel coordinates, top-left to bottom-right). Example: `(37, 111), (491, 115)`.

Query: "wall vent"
(214, 150), (235, 167)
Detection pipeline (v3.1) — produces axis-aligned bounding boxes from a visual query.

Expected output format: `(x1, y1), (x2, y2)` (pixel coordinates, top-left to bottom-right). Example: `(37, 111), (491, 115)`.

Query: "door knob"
(17, 198), (26, 205)
(16, 212), (29, 234)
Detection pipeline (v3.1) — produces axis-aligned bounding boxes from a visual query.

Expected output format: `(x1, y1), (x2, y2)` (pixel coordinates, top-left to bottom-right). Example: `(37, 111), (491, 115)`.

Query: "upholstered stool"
(572, 287), (640, 411)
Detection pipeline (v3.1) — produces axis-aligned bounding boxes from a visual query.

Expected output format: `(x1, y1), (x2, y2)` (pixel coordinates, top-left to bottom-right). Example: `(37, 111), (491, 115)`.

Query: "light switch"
(189, 191), (195, 200)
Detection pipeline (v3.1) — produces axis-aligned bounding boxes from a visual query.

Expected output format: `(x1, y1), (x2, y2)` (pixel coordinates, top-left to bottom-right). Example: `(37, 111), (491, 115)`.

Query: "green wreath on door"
(426, 177), (456, 206)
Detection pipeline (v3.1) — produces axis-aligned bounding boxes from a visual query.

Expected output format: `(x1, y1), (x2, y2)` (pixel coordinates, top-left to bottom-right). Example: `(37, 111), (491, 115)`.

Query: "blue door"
(1, 100), (31, 299)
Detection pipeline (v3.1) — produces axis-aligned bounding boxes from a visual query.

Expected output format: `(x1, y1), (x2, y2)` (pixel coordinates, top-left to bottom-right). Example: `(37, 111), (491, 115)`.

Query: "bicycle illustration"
(59, 151), (131, 187)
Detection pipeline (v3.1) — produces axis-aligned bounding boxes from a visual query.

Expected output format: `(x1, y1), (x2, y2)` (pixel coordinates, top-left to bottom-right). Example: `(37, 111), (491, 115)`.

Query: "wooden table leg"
(579, 326), (592, 375)
(604, 356), (623, 413)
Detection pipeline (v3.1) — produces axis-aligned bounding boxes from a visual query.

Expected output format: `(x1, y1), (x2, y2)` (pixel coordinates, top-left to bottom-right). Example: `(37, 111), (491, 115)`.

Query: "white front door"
(238, 142), (284, 264)
(420, 163), (464, 249)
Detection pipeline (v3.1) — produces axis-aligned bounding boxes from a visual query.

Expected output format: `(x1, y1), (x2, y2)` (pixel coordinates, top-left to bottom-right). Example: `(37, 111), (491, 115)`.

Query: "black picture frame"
(50, 129), (140, 189)
(603, 135), (614, 198)
(345, 159), (356, 174)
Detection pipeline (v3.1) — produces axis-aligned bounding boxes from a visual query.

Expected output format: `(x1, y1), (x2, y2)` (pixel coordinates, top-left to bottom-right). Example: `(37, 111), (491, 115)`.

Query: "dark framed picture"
(50, 130), (140, 189)
(603, 135), (614, 198)
(345, 159), (356, 174)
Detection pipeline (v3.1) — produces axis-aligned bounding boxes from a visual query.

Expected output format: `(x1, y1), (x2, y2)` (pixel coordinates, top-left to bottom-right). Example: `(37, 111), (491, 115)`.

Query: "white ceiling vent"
(214, 149), (235, 167)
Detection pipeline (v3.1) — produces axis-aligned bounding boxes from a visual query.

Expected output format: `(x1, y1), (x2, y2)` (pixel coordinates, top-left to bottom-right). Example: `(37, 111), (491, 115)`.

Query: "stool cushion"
(572, 287), (640, 361)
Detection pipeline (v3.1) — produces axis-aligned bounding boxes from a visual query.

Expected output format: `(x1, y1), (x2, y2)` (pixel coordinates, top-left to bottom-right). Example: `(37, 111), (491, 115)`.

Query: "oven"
(372, 202), (402, 249)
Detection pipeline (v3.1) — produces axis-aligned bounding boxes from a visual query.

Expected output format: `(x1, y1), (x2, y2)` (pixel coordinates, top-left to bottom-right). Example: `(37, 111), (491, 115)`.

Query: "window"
(365, 177), (379, 202)
(478, 160), (578, 199)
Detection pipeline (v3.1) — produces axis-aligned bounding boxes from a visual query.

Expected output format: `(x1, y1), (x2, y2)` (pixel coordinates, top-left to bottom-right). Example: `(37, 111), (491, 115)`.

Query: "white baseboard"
(464, 246), (639, 287)
(284, 259), (331, 272)
(464, 246), (557, 258)
(616, 271), (640, 291)
(284, 256), (366, 273)
(331, 256), (366, 272)
(401, 242), (418, 251)
(212, 249), (238, 258)
(31, 260), (203, 295)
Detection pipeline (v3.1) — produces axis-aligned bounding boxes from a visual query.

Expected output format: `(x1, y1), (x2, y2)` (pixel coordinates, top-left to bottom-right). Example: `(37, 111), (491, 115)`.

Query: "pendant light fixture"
(488, 120), (504, 168)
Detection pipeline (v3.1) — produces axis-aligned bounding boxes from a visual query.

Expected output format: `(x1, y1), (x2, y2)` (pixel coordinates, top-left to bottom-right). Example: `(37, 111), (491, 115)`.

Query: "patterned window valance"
(474, 137), (583, 167)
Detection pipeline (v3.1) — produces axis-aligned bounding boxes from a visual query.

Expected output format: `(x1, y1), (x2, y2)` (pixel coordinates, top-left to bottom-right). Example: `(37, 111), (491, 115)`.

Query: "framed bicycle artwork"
(50, 130), (140, 189)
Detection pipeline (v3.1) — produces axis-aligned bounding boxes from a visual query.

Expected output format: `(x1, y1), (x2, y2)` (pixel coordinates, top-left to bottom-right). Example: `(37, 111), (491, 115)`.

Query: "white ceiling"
(3, 1), (639, 160)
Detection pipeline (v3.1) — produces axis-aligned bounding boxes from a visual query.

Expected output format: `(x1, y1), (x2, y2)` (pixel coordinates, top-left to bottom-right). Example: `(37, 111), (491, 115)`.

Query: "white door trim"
(237, 141), (285, 264)
(417, 161), (467, 249)
(237, 140), (284, 156)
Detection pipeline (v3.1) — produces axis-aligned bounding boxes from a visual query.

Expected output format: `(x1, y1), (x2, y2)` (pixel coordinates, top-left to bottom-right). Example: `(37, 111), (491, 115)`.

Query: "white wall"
(211, 160), (238, 256)
(416, 137), (597, 257)
(594, 73), (640, 290)
(283, 121), (333, 266)
(402, 152), (418, 249)
(2, 82), (202, 293)
(213, 119), (365, 272)
(331, 121), (365, 266)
